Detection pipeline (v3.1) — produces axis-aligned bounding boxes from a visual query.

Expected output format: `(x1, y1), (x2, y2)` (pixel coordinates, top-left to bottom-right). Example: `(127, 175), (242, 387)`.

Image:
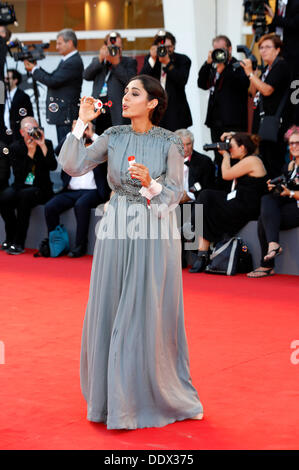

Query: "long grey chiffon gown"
(58, 125), (203, 429)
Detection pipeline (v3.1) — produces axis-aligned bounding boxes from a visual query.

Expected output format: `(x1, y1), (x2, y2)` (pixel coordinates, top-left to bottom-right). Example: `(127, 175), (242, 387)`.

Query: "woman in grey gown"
(58, 75), (203, 429)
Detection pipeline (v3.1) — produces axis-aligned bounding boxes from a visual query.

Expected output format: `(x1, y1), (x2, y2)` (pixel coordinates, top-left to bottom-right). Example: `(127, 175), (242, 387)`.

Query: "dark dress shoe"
(67, 245), (86, 258)
(189, 250), (209, 273)
(7, 244), (25, 255)
(1, 241), (11, 251)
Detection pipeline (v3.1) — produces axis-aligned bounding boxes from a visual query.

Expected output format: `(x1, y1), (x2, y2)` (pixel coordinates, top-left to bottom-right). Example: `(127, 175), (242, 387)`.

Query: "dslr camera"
(203, 139), (231, 152)
(156, 31), (168, 58)
(0, 2), (17, 26)
(270, 171), (299, 195)
(8, 42), (49, 62)
(233, 45), (258, 71)
(211, 48), (229, 66)
(108, 32), (119, 57)
(27, 126), (43, 141)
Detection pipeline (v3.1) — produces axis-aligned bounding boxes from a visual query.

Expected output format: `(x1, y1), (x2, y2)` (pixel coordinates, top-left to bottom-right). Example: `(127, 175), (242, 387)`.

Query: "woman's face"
(229, 138), (246, 160)
(122, 79), (156, 121)
(288, 133), (299, 159)
(259, 39), (280, 65)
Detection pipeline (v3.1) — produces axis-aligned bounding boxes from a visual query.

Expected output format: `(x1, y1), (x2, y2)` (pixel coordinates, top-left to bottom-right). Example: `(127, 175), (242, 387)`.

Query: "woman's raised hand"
(79, 96), (102, 124)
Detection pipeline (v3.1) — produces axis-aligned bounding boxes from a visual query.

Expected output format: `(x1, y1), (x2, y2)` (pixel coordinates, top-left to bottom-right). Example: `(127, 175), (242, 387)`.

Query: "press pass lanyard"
(253, 67), (270, 109)
(99, 69), (111, 97)
(25, 163), (35, 185)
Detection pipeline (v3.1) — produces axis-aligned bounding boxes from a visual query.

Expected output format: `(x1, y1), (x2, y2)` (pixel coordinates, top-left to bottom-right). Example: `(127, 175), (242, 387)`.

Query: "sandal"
(264, 245), (283, 262)
(247, 268), (275, 278)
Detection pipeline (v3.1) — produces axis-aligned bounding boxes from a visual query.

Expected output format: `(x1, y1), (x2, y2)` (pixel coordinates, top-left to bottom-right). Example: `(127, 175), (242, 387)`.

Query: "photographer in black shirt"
(197, 35), (249, 189)
(0, 117), (57, 254)
(241, 33), (291, 178)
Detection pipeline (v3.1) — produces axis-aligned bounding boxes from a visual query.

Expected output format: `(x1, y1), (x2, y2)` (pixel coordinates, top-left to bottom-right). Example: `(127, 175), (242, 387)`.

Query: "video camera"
(203, 139), (231, 152)
(8, 41), (49, 62)
(270, 170), (299, 195)
(0, 2), (17, 26)
(233, 45), (258, 71)
(243, 0), (269, 40)
(108, 32), (119, 57)
(156, 31), (168, 58)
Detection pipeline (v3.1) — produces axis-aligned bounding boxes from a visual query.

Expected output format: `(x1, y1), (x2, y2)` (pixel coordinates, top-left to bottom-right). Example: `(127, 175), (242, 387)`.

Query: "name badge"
(25, 172), (35, 185)
(227, 190), (237, 201)
(99, 82), (108, 97)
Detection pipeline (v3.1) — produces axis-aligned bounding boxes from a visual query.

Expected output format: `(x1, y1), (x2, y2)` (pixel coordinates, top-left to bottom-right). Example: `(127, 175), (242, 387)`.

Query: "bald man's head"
(20, 117), (38, 130)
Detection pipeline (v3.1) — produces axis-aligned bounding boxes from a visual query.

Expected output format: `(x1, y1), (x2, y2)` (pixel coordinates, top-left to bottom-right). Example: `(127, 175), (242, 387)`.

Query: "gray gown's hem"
(87, 406), (204, 430)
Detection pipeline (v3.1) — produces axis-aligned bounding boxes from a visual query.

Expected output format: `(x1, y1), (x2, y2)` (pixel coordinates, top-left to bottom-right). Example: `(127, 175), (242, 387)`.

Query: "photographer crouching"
(0, 117), (57, 254)
(189, 132), (267, 273)
(247, 125), (299, 277)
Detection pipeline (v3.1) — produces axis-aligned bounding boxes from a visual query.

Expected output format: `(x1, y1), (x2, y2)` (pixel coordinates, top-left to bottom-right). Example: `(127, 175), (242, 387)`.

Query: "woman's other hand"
(129, 163), (151, 187)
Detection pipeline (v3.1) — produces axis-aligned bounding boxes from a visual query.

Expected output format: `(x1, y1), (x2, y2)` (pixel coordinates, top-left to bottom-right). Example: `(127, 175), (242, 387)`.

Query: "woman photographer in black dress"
(190, 132), (267, 273)
(247, 125), (299, 278)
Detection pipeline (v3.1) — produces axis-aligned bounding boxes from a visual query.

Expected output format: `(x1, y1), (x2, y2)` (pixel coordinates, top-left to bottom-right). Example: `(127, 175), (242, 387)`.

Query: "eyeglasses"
(259, 45), (275, 50)
(289, 141), (299, 147)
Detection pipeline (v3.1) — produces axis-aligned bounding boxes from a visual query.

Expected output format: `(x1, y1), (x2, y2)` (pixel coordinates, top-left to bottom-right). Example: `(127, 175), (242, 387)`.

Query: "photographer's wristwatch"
(289, 190), (295, 199)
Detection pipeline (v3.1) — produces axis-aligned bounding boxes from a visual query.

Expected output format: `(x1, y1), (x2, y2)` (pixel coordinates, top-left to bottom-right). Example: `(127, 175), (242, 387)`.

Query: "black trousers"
(44, 189), (101, 248)
(0, 186), (53, 247)
(258, 193), (299, 268)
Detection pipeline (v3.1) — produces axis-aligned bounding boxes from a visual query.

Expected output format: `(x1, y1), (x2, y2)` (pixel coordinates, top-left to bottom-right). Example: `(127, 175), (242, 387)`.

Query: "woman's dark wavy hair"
(126, 74), (168, 125)
(232, 132), (260, 156)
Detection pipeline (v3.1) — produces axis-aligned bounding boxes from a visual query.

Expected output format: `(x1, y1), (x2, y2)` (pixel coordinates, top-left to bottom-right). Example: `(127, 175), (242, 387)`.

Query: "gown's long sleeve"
(141, 139), (184, 217)
(58, 131), (109, 177)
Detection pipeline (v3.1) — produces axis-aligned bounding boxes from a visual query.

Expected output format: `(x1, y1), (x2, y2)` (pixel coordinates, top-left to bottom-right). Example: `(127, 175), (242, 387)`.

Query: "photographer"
(0, 117), (57, 254)
(197, 35), (249, 189)
(241, 33), (291, 178)
(0, 25), (11, 141)
(266, 0), (299, 125)
(24, 29), (84, 143)
(4, 69), (33, 141)
(247, 125), (299, 277)
(0, 140), (11, 250)
(189, 132), (267, 273)
(83, 32), (137, 135)
(175, 128), (216, 268)
(140, 31), (192, 131)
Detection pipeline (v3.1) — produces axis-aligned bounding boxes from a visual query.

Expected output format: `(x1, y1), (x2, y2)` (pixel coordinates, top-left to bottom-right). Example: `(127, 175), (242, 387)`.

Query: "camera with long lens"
(156, 31), (168, 58)
(243, 0), (269, 40)
(8, 42), (50, 62)
(211, 48), (229, 66)
(232, 45), (258, 71)
(27, 126), (43, 141)
(0, 2), (17, 26)
(107, 32), (119, 57)
(203, 139), (231, 152)
(270, 170), (299, 195)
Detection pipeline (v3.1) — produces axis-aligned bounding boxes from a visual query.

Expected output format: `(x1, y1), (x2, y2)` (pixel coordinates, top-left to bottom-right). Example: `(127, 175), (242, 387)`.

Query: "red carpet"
(0, 249), (298, 450)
